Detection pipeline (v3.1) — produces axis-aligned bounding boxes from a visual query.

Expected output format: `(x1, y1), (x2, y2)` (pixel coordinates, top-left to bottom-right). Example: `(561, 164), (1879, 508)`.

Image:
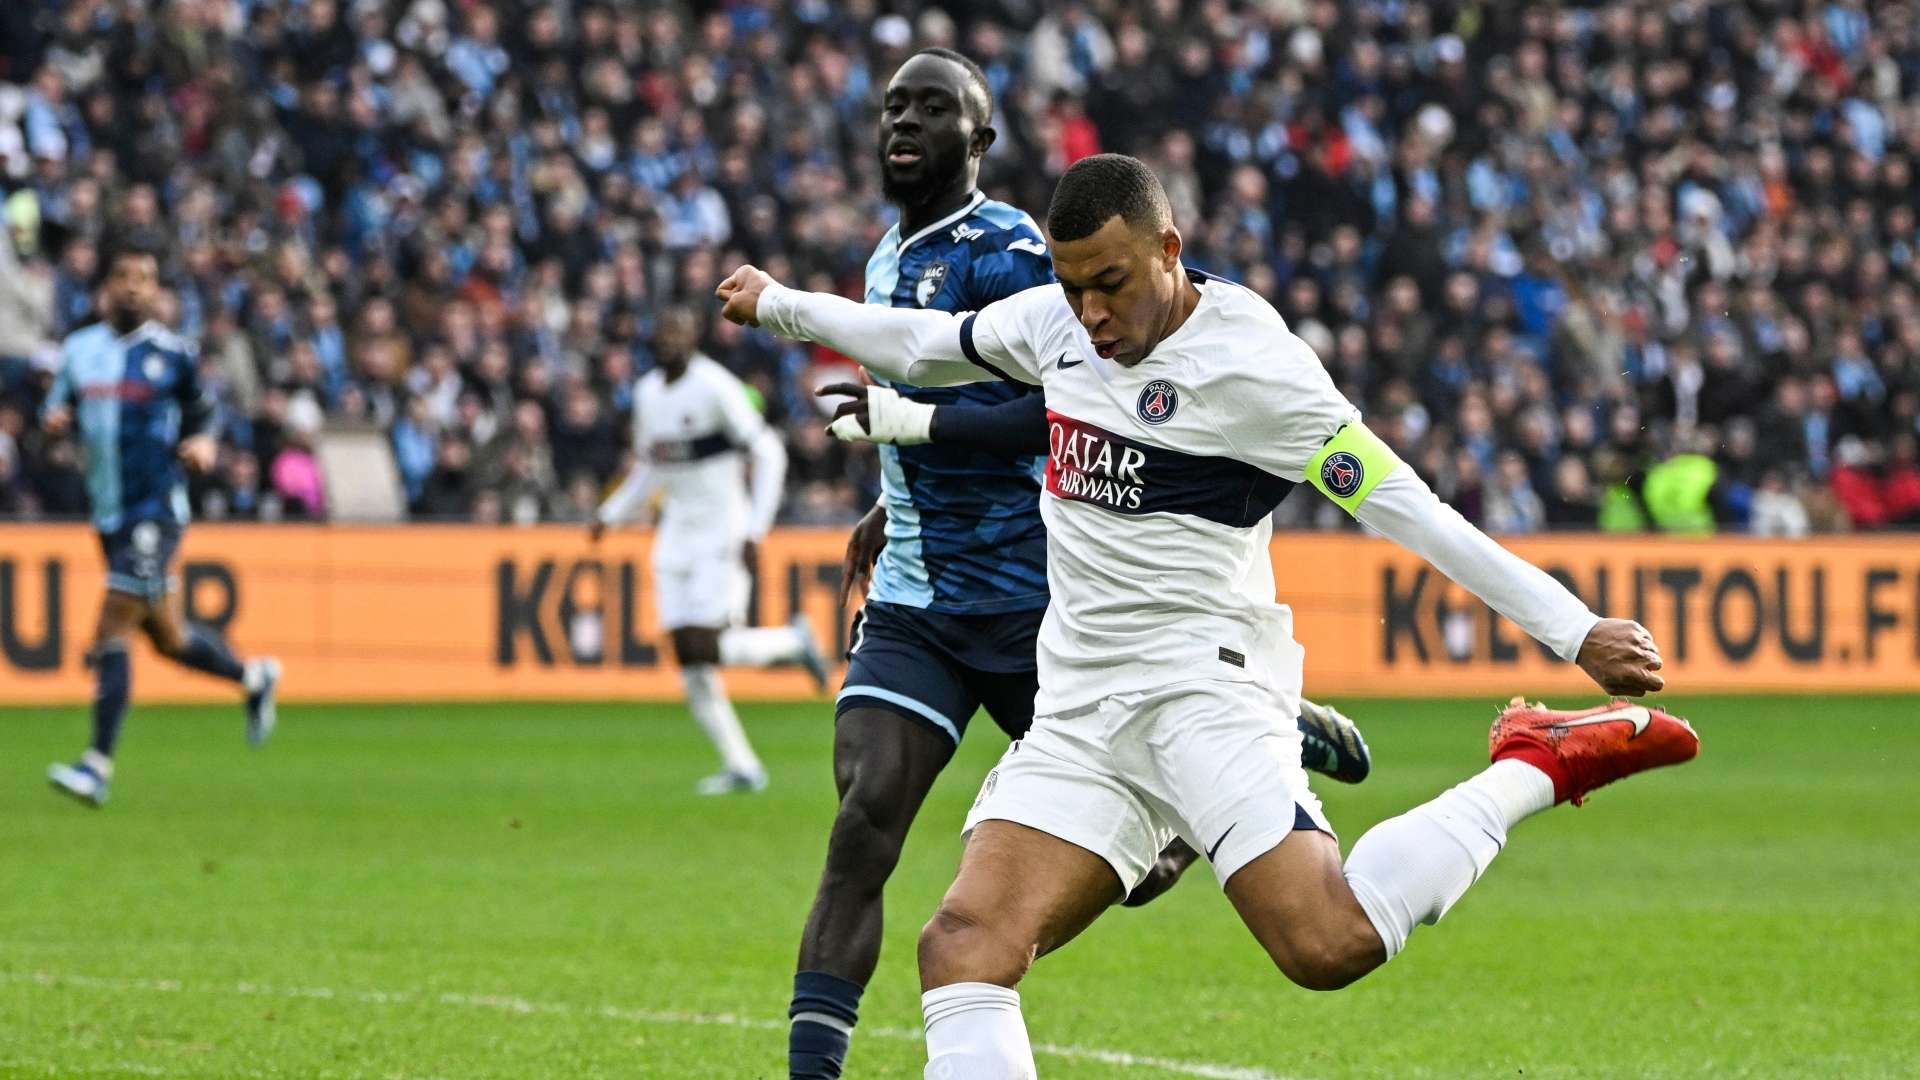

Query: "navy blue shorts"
(99, 519), (182, 601)
(837, 601), (1043, 746)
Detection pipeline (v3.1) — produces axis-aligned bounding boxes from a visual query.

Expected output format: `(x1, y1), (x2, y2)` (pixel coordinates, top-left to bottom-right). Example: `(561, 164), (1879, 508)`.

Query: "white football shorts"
(653, 550), (750, 631)
(962, 676), (1333, 892)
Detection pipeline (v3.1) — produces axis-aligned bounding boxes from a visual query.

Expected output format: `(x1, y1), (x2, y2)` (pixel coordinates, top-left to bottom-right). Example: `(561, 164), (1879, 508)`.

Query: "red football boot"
(1488, 699), (1699, 806)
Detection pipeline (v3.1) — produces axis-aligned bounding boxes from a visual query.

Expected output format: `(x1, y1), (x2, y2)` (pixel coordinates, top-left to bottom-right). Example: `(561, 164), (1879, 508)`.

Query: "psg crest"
(915, 262), (949, 307)
(1136, 379), (1178, 425)
(1321, 451), (1364, 497)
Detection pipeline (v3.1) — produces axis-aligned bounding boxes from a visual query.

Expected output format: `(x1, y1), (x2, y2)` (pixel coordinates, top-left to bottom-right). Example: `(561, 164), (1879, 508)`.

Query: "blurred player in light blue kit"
(40, 244), (281, 807)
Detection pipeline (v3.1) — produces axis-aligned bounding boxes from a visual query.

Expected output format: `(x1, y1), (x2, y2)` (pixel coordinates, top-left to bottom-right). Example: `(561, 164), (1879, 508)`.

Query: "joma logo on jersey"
(915, 262), (949, 307)
(1137, 380), (1178, 425)
(950, 223), (984, 244)
(1048, 421), (1147, 510)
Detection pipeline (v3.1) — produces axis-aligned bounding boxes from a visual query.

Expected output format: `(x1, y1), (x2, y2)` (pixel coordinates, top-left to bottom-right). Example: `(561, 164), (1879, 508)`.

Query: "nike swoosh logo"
(1057, 352), (1084, 369)
(1555, 704), (1651, 737)
(1206, 823), (1238, 862)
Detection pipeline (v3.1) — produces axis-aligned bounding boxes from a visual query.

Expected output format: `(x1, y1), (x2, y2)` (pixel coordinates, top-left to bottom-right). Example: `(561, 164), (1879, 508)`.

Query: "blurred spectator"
(1749, 471), (1812, 539)
(271, 394), (328, 519)
(1543, 457), (1598, 531)
(1643, 436), (1721, 535)
(1486, 450), (1546, 535)
(418, 434), (475, 520)
(0, 189), (53, 396)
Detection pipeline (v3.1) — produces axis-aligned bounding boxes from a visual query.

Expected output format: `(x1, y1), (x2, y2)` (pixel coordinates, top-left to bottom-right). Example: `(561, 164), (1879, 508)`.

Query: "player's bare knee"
(918, 904), (1031, 989)
(824, 791), (907, 886)
(1267, 919), (1384, 991)
(1279, 950), (1366, 992)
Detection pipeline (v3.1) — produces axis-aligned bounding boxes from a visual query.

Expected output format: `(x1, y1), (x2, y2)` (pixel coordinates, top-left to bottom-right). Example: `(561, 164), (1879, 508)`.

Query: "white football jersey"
(631, 355), (765, 564)
(959, 272), (1358, 714)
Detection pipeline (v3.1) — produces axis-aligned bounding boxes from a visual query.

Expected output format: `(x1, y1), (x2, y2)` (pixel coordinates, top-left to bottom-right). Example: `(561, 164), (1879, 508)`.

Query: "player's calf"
(49, 639), (131, 807)
(170, 624), (246, 682)
(792, 711), (954, 1079)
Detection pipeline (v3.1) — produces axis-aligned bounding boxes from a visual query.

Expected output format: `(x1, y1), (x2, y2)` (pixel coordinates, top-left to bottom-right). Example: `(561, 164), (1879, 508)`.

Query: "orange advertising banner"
(1270, 532), (1920, 695)
(2, 525), (1918, 703)
(0, 525), (848, 704)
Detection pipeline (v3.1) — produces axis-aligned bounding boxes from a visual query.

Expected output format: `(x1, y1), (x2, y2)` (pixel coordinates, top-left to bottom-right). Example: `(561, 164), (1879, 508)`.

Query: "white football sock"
(922, 983), (1035, 1080)
(718, 625), (806, 667)
(1342, 759), (1555, 959)
(681, 666), (764, 777)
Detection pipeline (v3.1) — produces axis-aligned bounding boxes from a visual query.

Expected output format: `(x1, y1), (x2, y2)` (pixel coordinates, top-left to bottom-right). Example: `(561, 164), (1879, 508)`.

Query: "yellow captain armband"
(1305, 422), (1402, 515)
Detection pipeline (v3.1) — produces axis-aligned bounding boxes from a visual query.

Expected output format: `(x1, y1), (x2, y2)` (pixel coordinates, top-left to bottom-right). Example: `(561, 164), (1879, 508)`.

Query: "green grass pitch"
(2, 694), (1916, 1079)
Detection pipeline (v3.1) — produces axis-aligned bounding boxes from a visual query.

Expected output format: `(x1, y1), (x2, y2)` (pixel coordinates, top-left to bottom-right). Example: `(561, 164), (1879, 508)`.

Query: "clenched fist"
(178, 433), (218, 473)
(716, 265), (780, 327)
(1575, 618), (1665, 696)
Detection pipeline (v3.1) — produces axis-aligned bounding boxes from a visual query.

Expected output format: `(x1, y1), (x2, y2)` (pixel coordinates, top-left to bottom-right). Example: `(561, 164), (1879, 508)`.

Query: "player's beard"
(107, 299), (147, 334)
(879, 141), (965, 212)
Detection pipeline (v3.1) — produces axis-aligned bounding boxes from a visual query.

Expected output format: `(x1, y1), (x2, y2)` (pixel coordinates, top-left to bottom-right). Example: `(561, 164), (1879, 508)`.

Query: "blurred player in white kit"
(593, 306), (830, 794)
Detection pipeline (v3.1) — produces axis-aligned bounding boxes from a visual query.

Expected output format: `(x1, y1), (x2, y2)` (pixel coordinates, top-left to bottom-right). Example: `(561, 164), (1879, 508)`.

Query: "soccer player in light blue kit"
(785, 50), (1370, 1079)
(40, 244), (280, 807)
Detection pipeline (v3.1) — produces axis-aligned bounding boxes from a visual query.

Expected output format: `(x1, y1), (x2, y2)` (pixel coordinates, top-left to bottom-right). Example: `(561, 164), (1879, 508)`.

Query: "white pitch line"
(0, 1050), (446, 1080)
(0, 1058), (168, 1077)
(5, 970), (1299, 1080)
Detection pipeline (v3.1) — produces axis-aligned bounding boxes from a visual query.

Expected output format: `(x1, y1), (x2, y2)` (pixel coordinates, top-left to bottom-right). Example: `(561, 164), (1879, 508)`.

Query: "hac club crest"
(1136, 379), (1178, 425)
(915, 262), (949, 307)
(144, 354), (167, 381)
(1321, 451), (1364, 498)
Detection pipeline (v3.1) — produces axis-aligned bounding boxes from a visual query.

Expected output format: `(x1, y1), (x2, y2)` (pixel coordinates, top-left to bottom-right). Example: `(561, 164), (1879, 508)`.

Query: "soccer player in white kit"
(593, 307), (830, 795)
(720, 155), (1699, 1075)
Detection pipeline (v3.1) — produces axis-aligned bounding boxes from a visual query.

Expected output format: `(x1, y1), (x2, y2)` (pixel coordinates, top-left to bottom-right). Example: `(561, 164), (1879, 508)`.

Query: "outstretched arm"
(1310, 424), (1663, 695)
(718, 265), (1009, 388)
(1222, 322), (1663, 695)
(817, 383), (1049, 455)
(932, 392), (1049, 455)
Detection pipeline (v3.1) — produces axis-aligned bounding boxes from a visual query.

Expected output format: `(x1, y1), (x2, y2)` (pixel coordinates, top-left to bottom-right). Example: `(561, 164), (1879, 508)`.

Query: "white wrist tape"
(828, 385), (935, 445)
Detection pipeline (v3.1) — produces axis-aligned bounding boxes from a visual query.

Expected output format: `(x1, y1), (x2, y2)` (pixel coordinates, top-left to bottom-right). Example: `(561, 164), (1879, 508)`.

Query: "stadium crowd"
(1, 0), (1918, 534)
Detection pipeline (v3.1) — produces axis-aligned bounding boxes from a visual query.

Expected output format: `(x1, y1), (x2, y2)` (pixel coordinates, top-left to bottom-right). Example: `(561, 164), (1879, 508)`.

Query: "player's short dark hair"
(1046, 154), (1172, 243)
(913, 47), (993, 126)
(105, 238), (162, 270)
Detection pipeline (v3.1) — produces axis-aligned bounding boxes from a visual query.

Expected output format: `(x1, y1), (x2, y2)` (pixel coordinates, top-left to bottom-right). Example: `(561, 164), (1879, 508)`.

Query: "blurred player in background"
(722, 154), (1698, 1077)
(592, 305), (830, 796)
(785, 51), (1370, 1080)
(40, 244), (281, 807)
